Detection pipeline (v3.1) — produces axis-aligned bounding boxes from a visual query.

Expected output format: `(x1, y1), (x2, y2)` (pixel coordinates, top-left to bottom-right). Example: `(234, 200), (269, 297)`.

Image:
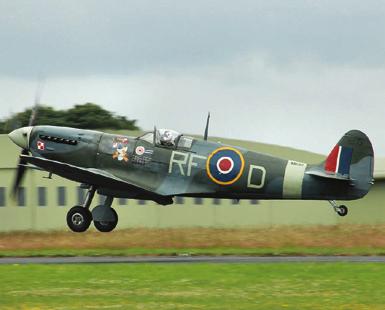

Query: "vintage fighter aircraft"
(8, 114), (374, 232)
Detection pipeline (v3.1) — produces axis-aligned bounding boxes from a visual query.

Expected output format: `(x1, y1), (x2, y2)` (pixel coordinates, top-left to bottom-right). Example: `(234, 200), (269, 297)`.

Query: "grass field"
(1, 263), (385, 309)
(2, 225), (385, 257)
(2, 226), (385, 309)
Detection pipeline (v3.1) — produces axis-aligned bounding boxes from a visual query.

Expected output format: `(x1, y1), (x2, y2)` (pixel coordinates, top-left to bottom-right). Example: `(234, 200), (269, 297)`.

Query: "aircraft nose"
(8, 126), (33, 149)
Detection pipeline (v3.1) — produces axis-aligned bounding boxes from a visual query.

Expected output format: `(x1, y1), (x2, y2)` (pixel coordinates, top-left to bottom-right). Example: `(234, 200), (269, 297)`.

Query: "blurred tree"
(0, 103), (139, 133)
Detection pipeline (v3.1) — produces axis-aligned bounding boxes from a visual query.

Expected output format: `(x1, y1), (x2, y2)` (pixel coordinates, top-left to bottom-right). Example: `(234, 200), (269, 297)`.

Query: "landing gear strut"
(328, 200), (348, 217)
(66, 186), (119, 233)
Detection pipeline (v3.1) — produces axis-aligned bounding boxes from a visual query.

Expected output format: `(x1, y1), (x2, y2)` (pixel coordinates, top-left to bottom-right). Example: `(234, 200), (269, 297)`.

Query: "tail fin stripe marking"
(325, 145), (339, 173)
(325, 145), (353, 175)
(338, 147), (353, 175)
(335, 146), (341, 174)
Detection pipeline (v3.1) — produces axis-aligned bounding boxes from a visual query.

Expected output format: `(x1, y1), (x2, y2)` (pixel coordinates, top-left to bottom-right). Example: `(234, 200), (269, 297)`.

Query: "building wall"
(1, 134), (384, 232)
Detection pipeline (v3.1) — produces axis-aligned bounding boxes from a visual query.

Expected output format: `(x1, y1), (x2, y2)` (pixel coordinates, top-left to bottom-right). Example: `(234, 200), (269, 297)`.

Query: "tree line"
(0, 103), (139, 133)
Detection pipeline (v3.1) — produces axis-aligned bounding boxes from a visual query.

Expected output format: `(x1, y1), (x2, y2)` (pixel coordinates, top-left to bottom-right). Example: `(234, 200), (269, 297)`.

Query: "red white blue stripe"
(325, 145), (353, 175)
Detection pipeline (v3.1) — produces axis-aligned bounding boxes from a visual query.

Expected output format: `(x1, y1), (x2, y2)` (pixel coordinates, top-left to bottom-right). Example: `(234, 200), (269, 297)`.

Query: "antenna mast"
(203, 112), (210, 141)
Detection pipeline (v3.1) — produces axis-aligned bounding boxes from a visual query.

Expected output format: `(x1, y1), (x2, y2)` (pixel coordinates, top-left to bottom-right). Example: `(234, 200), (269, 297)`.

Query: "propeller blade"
(12, 149), (29, 197)
(28, 105), (38, 127)
(28, 79), (44, 126)
(12, 78), (44, 197)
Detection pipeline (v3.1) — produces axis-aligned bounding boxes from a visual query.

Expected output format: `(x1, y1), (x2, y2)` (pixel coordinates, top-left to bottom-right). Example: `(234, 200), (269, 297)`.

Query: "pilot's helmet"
(161, 130), (173, 144)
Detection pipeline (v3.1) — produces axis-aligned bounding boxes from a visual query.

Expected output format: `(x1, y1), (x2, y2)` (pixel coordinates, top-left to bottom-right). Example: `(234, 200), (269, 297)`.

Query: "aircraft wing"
(19, 155), (171, 204)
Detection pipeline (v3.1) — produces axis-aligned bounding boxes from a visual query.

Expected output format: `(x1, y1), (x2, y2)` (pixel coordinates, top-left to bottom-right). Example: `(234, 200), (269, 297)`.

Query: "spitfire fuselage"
(23, 126), (372, 203)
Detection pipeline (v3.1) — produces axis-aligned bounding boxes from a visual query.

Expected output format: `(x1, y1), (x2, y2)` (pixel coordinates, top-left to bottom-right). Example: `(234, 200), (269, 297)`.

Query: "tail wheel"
(67, 206), (92, 232)
(94, 208), (118, 232)
(337, 205), (348, 217)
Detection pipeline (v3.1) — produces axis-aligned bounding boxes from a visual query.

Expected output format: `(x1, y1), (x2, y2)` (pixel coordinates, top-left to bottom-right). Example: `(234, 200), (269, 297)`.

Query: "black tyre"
(337, 205), (348, 217)
(66, 206), (92, 232)
(94, 208), (118, 232)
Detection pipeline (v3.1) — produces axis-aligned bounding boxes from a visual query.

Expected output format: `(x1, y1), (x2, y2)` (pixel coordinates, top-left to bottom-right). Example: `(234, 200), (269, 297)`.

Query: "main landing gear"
(66, 186), (118, 233)
(328, 200), (348, 217)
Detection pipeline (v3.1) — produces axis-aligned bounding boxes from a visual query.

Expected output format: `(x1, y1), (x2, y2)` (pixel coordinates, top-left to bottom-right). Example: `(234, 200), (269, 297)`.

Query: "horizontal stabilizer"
(306, 169), (353, 181)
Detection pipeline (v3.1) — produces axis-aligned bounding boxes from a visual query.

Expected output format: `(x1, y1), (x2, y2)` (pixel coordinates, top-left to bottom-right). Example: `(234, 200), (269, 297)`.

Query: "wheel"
(66, 206), (92, 232)
(337, 205), (348, 217)
(94, 208), (118, 232)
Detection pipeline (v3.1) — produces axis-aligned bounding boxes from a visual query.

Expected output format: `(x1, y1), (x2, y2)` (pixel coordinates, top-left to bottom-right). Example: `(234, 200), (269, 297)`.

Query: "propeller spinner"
(9, 124), (35, 197)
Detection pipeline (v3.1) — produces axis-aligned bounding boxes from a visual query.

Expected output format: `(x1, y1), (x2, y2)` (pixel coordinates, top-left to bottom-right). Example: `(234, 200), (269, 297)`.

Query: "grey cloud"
(1, 0), (385, 77)
(1, 1), (385, 156)
(2, 57), (385, 154)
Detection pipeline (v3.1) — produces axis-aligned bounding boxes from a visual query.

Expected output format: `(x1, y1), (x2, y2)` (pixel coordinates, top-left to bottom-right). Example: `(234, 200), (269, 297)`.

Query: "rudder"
(325, 130), (374, 195)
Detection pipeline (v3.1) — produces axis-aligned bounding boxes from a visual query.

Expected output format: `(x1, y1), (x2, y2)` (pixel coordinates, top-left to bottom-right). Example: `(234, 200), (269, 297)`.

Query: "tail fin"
(307, 130), (374, 196)
(325, 130), (373, 180)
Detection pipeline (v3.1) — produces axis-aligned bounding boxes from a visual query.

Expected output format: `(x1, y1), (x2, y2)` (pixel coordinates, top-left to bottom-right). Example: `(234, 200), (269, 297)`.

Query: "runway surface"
(1, 256), (385, 264)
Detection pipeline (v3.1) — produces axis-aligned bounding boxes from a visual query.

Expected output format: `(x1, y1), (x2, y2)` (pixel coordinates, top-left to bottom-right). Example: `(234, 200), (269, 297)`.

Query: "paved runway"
(1, 255), (385, 264)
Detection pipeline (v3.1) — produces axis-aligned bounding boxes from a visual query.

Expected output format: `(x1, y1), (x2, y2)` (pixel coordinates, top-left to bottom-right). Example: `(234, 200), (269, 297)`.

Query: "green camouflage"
(10, 126), (374, 204)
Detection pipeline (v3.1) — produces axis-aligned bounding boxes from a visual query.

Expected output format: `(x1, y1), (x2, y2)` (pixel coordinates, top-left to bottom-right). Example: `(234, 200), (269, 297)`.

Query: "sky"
(1, 0), (385, 156)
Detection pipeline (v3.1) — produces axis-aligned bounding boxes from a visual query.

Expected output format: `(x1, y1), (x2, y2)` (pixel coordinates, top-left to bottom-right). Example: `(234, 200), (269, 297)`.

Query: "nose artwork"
(112, 137), (129, 162)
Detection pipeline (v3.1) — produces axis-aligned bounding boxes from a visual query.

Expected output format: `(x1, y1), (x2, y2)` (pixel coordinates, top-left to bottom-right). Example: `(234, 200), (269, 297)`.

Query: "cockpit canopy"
(138, 128), (193, 149)
(156, 129), (180, 146)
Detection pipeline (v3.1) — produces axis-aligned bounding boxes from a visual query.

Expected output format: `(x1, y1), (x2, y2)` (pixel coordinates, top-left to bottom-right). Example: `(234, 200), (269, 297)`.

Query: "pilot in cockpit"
(160, 130), (174, 146)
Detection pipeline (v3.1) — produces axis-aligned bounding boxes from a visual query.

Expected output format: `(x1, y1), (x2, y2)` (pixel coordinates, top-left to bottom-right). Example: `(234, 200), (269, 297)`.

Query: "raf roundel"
(37, 140), (45, 151)
(206, 147), (245, 185)
(135, 146), (145, 156)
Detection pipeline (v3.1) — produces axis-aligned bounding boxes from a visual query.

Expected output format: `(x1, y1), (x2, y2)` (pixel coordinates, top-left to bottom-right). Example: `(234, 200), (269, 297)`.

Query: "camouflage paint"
(17, 126), (374, 204)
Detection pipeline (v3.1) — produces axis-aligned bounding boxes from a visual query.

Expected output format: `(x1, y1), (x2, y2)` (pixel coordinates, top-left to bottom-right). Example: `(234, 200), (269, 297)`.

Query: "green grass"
(2, 246), (385, 258)
(1, 263), (385, 309)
